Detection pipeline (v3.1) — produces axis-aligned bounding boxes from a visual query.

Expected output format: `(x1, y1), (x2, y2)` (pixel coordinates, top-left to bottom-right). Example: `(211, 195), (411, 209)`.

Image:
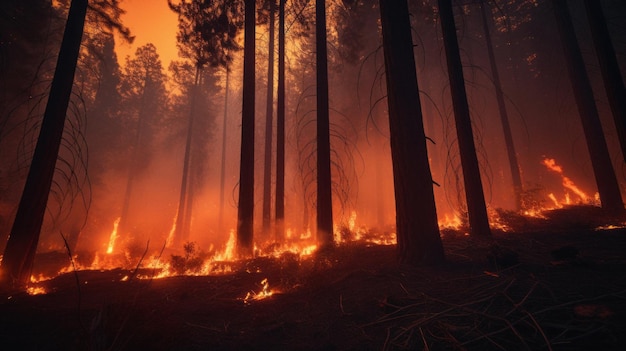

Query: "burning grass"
(2, 205), (626, 349)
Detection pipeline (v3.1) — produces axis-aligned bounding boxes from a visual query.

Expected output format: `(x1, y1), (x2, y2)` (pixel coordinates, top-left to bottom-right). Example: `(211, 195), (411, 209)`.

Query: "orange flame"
(106, 217), (121, 254)
(243, 278), (275, 303)
(165, 215), (177, 248)
(542, 158), (589, 203)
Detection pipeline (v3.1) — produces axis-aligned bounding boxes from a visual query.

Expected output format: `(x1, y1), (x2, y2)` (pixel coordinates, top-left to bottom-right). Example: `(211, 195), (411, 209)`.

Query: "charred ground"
(1, 205), (626, 350)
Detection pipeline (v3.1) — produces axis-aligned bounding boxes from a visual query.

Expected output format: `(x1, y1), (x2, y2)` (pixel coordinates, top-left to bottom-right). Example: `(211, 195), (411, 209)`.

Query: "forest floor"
(1, 205), (626, 350)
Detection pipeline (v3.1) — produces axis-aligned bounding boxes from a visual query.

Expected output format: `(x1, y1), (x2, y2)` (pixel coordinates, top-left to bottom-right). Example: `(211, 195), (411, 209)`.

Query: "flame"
(348, 211), (357, 232)
(439, 214), (463, 230)
(542, 158), (589, 203)
(26, 286), (46, 295)
(213, 229), (236, 262)
(106, 217), (121, 254)
(243, 278), (276, 303)
(165, 215), (177, 248)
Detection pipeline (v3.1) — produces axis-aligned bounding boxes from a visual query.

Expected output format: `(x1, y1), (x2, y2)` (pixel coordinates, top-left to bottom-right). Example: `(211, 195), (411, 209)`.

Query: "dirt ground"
(1, 206), (626, 350)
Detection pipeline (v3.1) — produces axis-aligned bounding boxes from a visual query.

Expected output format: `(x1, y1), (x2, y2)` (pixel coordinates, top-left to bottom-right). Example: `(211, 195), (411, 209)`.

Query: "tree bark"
(174, 67), (200, 247)
(275, 0), (286, 242)
(237, 0), (256, 255)
(479, 0), (523, 211)
(553, 0), (624, 213)
(583, 0), (626, 163)
(316, 0), (334, 248)
(380, 0), (444, 265)
(438, 0), (491, 236)
(218, 68), (230, 236)
(1, 0), (88, 287)
(262, 0), (276, 234)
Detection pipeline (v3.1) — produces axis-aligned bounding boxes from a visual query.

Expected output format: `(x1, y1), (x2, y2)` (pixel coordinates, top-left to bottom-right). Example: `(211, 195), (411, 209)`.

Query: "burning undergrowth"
(2, 206), (626, 350)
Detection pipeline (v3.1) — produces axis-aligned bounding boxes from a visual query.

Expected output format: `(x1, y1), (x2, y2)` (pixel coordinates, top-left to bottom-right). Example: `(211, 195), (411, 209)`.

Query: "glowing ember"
(106, 217), (121, 254)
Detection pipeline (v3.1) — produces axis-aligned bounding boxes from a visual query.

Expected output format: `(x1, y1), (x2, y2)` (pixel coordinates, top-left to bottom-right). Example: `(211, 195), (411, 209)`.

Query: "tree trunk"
(316, 0), (334, 248)
(553, 0), (624, 213)
(262, 0), (276, 235)
(218, 68), (230, 236)
(438, 0), (491, 236)
(584, 0), (626, 163)
(174, 67), (200, 247)
(237, 0), (256, 255)
(118, 75), (150, 237)
(380, 0), (444, 265)
(1, 0), (88, 287)
(479, 0), (523, 211)
(275, 0), (286, 242)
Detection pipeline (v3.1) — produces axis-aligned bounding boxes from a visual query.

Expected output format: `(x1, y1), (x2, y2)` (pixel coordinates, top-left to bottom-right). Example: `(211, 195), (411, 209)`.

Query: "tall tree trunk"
(438, 0), (491, 236)
(584, 0), (626, 163)
(262, 0), (276, 235)
(380, 0), (444, 265)
(174, 67), (200, 247)
(316, 0), (334, 248)
(479, 0), (523, 211)
(553, 0), (624, 213)
(218, 68), (230, 235)
(237, 0), (256, 255)
(0, 0), (87, 287)
(275, 0), (286, 242)
(118, 75), (150, 237)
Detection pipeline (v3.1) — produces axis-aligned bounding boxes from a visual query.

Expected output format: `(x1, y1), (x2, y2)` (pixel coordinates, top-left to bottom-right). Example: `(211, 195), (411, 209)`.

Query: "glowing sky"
(115, 0), (179, 69)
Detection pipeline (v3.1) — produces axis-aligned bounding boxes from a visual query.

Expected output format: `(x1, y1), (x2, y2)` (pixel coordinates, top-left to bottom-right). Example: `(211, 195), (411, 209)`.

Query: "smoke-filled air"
(1, 0), (626, 349)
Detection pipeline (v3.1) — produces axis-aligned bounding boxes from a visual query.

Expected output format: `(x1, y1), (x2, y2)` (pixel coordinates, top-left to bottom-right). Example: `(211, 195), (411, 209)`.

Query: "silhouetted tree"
(168, 0), (243, 245)
(218, 67), (230, 236)
(238, 0), (256, 255)
(552, 0), (623, 213)
(262, 0), (276, 234)
(380, 0), (444, 265)
(479, 0), (523, 211)
(275, 0), (286, 241)
(2, 0), (134, 287)
(583, 0), (626, 163)
(117, 43), (167, 238)
(316, 0), (334, 248)
(438, 0), (491, 236)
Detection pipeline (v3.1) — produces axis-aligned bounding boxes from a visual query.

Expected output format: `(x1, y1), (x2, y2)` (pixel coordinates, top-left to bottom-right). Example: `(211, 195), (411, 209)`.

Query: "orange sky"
(115, 0), (179, 69)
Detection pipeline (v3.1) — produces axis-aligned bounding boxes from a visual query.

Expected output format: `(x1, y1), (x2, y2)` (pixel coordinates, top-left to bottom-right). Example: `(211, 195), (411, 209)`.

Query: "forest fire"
(2, 0), (626, 349)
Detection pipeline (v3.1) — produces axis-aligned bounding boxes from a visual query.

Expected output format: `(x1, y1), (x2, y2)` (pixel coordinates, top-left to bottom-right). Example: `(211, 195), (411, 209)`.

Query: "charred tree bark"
(380, 0), (444, 265)
(553, 0), (624, 213)
(174, 67), (200, 247)
(438, 0), (491, 236)
(479, 0), (523, 211)
(262, 0), (276, 235)
(0, 0), (87, 287)
(584, 0), (626, 163)
(237, 0), (256, 255)
(316, 0), (334, 248)
(218, 68), (230, 236)
(275, 0), (286, 242)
